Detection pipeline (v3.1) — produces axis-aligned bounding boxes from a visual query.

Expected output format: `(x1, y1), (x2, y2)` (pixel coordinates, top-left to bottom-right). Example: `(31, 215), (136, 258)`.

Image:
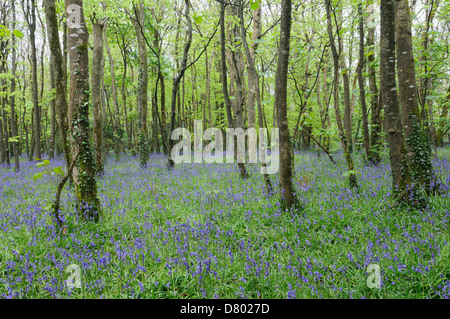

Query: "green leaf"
(250, 1), (260, 10)
(12, 30), (24, 38)
(53, 166), (65, 177)
(0, 25), (10, 37)
(43, 160), (51, 166)
(193, 14), (204, 24)
(33, 172), (43, 181)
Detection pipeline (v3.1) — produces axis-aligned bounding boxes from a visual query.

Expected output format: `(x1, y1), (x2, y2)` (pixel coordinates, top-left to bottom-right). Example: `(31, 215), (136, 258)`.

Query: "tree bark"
(44, 0), (71, 169)
(275, 0), (297, 209)
(395, 0), (436, 195)
(357, 2), (371, 161)
(247, 5), (262, 129)
(119, 41), (133, 155)
(436, 85), (449, 146)
(219, 1), (249, 179)
(10, 1), (19, 171)
(23, 0), (41, 160)
(380, 0), (409, 195)
(326, 0), (358, 189)
(126, 2), (149, 167)
(66, 0), (102, 221)
(167, 0), (193, 169)
(367, 0), (382, 164)
(338, 9), (353, 154)
(238, 0), (272, 193)
(1, 76), (9, 166)
(104, 25), (122, 159)
(48, 56), (56, 159)
(92, 17), (104, 174)
(418, 0), (439, 149)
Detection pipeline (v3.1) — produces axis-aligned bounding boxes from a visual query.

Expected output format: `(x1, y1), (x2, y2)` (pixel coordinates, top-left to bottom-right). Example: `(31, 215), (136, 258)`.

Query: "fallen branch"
(301, 126), (336, 164)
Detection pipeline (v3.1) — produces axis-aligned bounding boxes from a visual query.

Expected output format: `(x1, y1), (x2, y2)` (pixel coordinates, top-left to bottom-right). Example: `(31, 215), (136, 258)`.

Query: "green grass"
(0, 148), (449, 299)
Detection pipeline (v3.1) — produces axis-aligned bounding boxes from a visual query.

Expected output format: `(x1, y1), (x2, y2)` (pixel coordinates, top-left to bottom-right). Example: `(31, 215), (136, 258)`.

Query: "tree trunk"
(48, 57), (56, 159)
(23, 0), (41, 160)
(1, 77), (10, 166)
(92, 18), (104, 174)
(395, 0), (436, 195)
(367, 0), (382, 164)
(126, 2), (149, 167)
(44, 0), (71, 168)
(436, 85), (449, 146)
(10, 1), (19, 171)
(0, 104), (3, 165)
(119, 42), (133, 155)
(357, 2), (371, 161)
(203, 48), (210, 130)
(219, 1), (249, 179)
(326, 0), (358, 189)
(380, 0), (409, 197)
(275, 0), (297, 209)
(238, 0), (272, 193)
(339, 9), (353, 154)
(104, 25), (121, 160)
(167, 0), (193, 169)
(247, 5), (262, 129)
(159, 72), (166, 152)
(66, 0), (102, 221)
(418, 0), (439, 150)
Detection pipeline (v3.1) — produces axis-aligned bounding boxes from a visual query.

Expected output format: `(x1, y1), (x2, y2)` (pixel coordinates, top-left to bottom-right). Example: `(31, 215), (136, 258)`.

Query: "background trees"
(0, 0), (448, 211)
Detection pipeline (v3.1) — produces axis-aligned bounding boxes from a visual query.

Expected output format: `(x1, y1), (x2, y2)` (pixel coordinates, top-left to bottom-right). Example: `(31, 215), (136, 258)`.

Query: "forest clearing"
(0, 0), (449, 301)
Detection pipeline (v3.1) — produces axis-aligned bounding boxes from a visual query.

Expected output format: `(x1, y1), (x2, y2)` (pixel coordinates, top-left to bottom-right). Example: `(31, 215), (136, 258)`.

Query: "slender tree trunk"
(152, 84), (160, 153)
(120, 44), (133, 155)
(1, 76), (10, 166)
(167, 0), (193, 169)
(229, 4), (249, 178)
(44, 0), (71, 168)
(48, 57), (56, 159)
(326, 0), (358, 189)
(238, 0), (272, 193)
(23, 0), (41, 160)
(126, 2), (149, 167)
(436, 85), (449, 146)
(219, 1), (249, 179)
(0, 103), (3, 165)
(419, 0), (439, 150)
(159, 72), (166, 152)
(63, 21), (68, 86)
(208, 49), (213, 128)
(367, 0), (382, 164)
(24, 107), (29, 160)
(104, 25), (121, 159)
(357, 2), (371, 161)
(10, 1), (19, 171)
(92, 18), (104, 174)
(338, 9), (353, 154)
(275, 0), (297, 209)
(301, 48), (312, 149)
(203, 48), (210, 130)
(247, 5), (262, 129)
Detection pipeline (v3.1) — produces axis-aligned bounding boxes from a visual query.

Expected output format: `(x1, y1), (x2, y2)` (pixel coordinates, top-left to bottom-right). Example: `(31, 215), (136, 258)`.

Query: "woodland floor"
(0, 147), (449, 298)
